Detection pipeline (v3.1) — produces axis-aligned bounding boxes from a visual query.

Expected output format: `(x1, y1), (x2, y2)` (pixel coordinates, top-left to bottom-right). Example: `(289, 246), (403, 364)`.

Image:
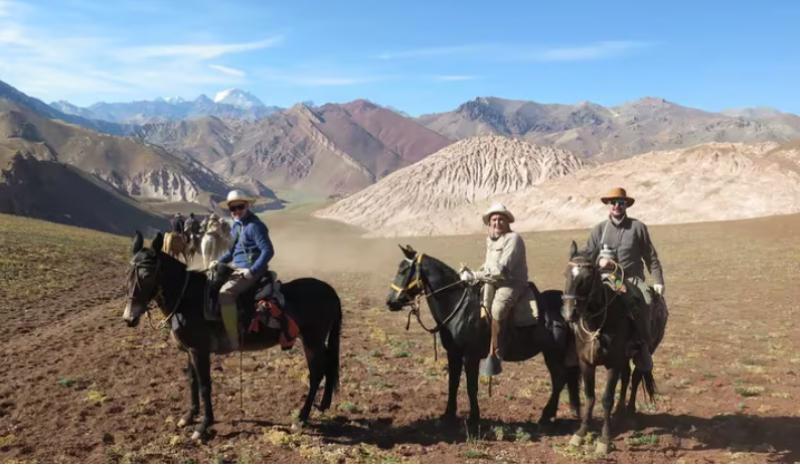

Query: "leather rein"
(390, 253), (470, 361)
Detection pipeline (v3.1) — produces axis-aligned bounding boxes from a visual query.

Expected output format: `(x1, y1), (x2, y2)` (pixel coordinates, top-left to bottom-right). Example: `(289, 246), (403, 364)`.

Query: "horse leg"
(178, 353), (200, 428)
(627, 368), (643, 415)
(464, 355), (481, 427)
(567, 365), (582, 420)
(538, 352), (565, 426)
(596, 367), (621, 455)
(189, 350), (214, 440)
(570, 362), (595, 446)
(614, 361), (631, 419)
(442, 349), (463, 423)
(298, 339), (326, 427)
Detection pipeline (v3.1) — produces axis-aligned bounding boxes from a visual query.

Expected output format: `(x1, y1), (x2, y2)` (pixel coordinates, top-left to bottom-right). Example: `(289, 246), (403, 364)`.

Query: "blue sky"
(1, 0), (798, 116)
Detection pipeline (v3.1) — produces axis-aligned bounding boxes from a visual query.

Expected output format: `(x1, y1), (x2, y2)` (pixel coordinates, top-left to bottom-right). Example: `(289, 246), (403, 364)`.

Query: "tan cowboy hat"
(217, 189), (257, 208)
(600, 187), (635, 207)
(482, 203), (515, 225)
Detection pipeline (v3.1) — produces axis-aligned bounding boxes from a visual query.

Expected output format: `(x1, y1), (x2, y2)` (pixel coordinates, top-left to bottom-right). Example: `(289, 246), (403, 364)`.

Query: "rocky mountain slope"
(1, 79), (133, 136)
(0, 151), (166, 235)
(136, 100), (452, 197)
(417, 97), (800, 162)
(313, 135), (586, 232)
(50, 88), (282, 125)
(0, 97), (232, 206)
(332, 141), (800, 237)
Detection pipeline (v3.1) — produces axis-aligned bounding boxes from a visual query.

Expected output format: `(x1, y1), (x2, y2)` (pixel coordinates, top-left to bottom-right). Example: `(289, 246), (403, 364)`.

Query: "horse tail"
(641, 369), (658, 405)
(163, 233), (173, 253)
(323, 297), (342, 401)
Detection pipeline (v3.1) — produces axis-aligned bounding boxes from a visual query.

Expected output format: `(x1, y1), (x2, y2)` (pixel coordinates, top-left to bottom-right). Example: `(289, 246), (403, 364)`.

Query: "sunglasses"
(609, 200), (627, 207)
(229, 203), (247, 212)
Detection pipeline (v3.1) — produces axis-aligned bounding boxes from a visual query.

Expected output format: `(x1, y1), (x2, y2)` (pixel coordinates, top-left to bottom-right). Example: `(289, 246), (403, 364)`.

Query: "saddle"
(479, 282), (543, 327)
(205, 264), (299, 350)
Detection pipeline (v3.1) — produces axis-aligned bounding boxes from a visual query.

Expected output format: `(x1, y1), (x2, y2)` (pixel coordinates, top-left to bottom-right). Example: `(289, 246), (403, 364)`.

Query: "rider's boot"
(218, 304), (239, 355)
(481, 319), (507, 377)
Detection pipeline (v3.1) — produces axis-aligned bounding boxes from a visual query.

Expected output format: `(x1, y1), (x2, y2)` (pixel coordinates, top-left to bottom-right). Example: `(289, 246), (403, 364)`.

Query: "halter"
(127, 252), (191, 330)
(389, 252), (470, 361)
(563, 257), (624, 362)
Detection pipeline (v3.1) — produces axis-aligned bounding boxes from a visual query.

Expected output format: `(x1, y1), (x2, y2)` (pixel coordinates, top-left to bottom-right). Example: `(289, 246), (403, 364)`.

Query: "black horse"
(562, 240), (665, 455)
(123, 231), (342, 440)
(386, 245), (581, 428)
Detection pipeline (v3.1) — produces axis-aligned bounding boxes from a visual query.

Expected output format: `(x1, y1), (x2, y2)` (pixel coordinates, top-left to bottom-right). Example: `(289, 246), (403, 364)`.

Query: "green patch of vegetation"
(391, 349), (410, 358)
(58, 378), (76, 388)
(735, 386), (765, 397)
(625, 432), (659, 446)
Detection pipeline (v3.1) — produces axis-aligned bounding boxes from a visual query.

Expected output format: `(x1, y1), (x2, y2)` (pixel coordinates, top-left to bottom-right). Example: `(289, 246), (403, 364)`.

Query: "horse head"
(123, 230), (165, 328)
(562, 240), (600, 323)
(386, 244), (425, 312)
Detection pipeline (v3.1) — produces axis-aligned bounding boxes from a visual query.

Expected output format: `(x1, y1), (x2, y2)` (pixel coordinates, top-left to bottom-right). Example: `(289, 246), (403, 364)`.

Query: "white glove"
(234, 268), (253, 280)
(209, 260), (219, 270)
(459, 268), (477, 284)
(654, 284), (664, 295)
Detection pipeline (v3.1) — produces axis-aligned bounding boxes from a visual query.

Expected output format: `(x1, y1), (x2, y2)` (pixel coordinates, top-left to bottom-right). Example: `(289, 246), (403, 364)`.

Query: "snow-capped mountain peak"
(213, 88), (264, 109)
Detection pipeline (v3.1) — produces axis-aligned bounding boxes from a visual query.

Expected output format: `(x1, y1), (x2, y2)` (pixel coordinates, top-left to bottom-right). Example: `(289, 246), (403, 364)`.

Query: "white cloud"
(0, 0), (19, 17)
(529, 41), (653, 62)
(0, 4), (275, 104)
(120, 37), (282, 61)
(259, 68), (389, 87)
(433, 75), (480, 82)
(376, 44), (491, 60)
(209, 64), (246, 77)
(375, 41), (654, 63)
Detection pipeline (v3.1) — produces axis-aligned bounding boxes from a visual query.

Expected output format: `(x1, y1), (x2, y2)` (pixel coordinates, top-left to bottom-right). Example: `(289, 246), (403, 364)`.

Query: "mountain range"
(50, 89), (282, 125)
(4, 75), (800, 235)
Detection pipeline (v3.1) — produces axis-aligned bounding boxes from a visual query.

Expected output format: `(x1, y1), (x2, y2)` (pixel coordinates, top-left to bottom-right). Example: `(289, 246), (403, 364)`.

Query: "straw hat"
(600, 187), (635, 207)
(482, 203), (515, 225)
(217, 189), (257, 208)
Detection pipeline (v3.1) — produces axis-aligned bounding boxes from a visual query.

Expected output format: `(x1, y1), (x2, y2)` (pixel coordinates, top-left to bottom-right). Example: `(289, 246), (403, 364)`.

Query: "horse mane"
(420, 253), (461, 284)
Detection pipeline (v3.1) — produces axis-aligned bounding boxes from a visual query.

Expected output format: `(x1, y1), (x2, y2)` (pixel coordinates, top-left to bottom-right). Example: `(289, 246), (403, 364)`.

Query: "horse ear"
(132, 231), (144, 255)
(151, 232), (164, 252)
(569, 240), (578, 259)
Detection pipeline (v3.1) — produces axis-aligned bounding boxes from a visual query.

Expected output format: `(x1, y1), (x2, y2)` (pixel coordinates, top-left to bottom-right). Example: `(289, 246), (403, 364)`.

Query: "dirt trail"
(2, 211), (800, 463)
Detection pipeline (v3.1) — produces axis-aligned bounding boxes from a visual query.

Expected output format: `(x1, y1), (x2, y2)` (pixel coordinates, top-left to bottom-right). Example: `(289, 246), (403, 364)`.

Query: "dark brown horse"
(386, 245), (581, 430)
(123, 231), (342, 440)
(562, 240), (667, 454)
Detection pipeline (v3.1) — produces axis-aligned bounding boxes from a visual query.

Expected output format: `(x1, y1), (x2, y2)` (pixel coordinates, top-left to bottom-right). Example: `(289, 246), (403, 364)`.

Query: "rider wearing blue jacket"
(210, 190), (274, 353)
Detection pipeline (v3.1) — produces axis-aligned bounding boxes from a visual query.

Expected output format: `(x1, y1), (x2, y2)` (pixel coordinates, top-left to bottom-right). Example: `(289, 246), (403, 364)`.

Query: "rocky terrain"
(137, 100), (452, 198)
(417, 97), (800, 162)
(314, 135), (586, 232)
(0, 152), (166, 235)
(322, 141), (800, 237)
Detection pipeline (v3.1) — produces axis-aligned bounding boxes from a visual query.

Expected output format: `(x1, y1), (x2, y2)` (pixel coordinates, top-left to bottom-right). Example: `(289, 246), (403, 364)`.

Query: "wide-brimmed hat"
(218, 189), (257, 208)
(600, 187), (635, 207)
(482, 203), (515, 225)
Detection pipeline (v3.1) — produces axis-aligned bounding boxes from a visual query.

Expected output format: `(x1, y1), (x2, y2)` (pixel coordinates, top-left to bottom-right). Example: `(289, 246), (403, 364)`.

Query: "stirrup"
(480, 356), (502, 376)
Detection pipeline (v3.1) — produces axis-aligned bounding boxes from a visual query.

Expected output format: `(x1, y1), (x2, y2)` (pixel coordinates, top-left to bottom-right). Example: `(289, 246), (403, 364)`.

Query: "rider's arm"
(638, 222), (664, 285)
(482, 233), (523, 280)
(249, 222), (274, 277)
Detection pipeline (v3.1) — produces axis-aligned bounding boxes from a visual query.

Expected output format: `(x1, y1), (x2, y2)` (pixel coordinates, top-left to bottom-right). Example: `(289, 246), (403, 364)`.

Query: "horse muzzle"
(122, 301), (143, 328)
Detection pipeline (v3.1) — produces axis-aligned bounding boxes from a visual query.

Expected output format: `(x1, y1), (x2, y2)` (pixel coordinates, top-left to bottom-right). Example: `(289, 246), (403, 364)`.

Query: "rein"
(565, 259), (624, 362)
(391, 253), (469, 361)
(128, 255), (192, 330)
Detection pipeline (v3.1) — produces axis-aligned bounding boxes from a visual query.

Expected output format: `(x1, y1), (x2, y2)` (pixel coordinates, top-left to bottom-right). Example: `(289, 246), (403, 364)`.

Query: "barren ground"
(1, 210), (800, 463)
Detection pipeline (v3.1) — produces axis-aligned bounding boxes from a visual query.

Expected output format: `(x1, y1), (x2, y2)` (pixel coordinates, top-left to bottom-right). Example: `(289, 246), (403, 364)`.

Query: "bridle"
(127, 252), (191, 330)
(563, 257), (624, 360)
(389, 253), (470, 361)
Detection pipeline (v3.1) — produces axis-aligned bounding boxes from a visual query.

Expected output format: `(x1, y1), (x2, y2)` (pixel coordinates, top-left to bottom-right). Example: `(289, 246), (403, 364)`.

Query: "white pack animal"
(201, 215), (231, 270)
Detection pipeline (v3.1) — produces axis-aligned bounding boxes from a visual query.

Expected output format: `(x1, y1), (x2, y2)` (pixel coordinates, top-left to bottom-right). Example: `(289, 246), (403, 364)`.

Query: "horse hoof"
(595, 441), (610, 455)
(291, 420), (308, 432)
(191, 430), (204, 441)
(569, 434), (584, 446)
